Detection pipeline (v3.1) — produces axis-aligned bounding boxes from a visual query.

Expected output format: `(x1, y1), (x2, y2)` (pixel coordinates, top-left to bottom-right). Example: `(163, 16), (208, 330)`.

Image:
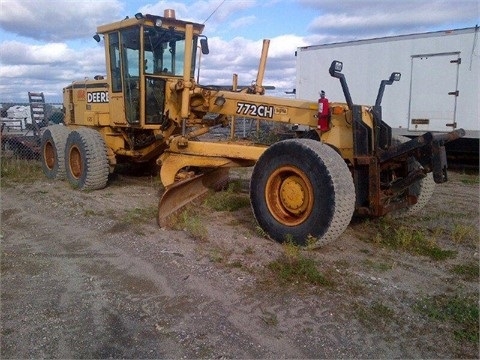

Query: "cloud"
(0, 0), (124, 41)
(0, 41), (75, 65)
(230, 15), (257, 29)
(199, 33), (307, 91)
(0, 40), (105, 102)
(301, 0), (479, 39)
(138, 0), (257, 25)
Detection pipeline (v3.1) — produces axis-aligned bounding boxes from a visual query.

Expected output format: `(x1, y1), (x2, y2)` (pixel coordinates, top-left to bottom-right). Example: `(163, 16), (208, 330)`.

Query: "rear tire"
(64, 128), (109, 190)
(391, 135), (435, 217)
(41, 125), (70, 179)
(250, 139), (355, 247)
(40, 125), (69, 180)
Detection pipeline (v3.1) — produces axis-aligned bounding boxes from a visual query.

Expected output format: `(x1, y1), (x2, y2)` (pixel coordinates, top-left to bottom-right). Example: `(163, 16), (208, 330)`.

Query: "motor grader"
(40, 10), (464, 247)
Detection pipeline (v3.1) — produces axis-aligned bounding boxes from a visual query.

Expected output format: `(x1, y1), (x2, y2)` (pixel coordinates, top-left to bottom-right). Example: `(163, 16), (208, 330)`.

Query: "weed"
(208, 249), (224, 263)
(255, 225), (268, 238)
(451, 223), (476, 244)
(460, 175), (479, 185)
(204, 184), (250, 212)
(283, 233), (295, 244)
(363, 259), (393, 272)
(282, 240), (300, 260)
(305, 234), (318, 249)
(343, 278), (367, 296)
(368, 219), (456, 260)
(451, 262), (479, 282)
(267, 241), (333, 287)
(84, 209), (97, 216)
(414, 294), (479, 343)
(334, 259), (350, 270)
(122, 206), (157, 224)
(226, 180), (243, 193)
(173, 209), (208, 242)
(227, 260), (243, 268)
(355, 301), (396, 329)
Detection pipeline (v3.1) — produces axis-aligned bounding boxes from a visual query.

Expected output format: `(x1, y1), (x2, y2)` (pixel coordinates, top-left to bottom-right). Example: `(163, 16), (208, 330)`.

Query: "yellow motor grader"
(41, 10), (464, 246)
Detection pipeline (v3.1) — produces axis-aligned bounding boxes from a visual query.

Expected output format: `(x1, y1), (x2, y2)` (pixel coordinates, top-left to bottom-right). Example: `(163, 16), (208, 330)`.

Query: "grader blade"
(158, 168), (229, 227)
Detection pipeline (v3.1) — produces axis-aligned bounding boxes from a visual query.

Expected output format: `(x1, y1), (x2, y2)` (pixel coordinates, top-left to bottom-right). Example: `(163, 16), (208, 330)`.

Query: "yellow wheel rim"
(265, 165), (314, 226)
(69, 145), (82, 179)
(44, 141), (55, 170)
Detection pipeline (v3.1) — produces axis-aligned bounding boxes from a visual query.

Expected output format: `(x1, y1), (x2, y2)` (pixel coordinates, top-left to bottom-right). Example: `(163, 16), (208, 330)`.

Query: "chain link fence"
(1, 101), (63, 161)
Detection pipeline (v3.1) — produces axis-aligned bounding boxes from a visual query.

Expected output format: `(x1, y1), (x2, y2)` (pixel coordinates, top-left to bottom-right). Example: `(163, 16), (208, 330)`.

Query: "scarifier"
(41, 10), (464, 247)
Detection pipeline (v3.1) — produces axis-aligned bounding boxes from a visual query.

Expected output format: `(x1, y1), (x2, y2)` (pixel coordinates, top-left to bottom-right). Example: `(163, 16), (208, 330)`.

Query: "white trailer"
(296, 27), (479, 157)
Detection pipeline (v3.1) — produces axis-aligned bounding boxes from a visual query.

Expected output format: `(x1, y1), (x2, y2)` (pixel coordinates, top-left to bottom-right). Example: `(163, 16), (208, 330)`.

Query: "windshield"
(143, 26), (197, 77)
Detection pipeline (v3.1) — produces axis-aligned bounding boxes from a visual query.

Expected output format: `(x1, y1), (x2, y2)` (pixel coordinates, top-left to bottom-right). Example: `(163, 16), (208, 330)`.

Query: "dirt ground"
(1, 167), (478, 359)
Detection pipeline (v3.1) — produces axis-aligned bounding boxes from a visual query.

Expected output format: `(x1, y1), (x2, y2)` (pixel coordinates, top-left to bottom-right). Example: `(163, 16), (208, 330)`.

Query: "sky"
(0, 0), (478, 103)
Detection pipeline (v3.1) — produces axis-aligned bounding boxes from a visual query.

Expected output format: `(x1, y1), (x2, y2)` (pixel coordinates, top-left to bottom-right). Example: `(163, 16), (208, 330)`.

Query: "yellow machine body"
(46, 9), (461, 247)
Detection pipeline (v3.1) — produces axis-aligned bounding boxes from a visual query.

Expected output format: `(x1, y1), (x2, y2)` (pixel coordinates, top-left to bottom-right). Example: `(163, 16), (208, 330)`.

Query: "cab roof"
(97, 13), (205, 35)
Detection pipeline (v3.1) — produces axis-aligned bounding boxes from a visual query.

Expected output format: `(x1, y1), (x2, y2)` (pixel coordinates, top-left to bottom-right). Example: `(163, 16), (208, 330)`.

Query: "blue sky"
(0, 0), (478, 103)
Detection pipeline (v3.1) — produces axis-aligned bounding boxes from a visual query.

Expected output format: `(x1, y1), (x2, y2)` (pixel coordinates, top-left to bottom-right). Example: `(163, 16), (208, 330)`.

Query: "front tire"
(250, 139), (355, 247)
(41, 125), (70, 179)
(64, 128), (109, 190)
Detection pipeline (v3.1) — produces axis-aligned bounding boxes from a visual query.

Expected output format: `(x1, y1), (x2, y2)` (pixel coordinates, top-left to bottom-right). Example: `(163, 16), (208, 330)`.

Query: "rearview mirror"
(200, 38), (209, 55)
(390, 72), (401, 82)
(329, 60), (343, 75)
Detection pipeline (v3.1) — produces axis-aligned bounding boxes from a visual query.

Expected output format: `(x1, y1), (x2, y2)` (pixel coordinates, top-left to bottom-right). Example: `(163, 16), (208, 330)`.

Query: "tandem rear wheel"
(64, 128), (109, 191)
(41, 126), (110, 191)
(40, 125), (70, 180)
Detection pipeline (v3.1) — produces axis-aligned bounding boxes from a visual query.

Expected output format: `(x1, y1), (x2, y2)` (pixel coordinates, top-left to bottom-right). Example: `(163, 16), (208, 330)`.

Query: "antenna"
(203, 0), (226, 24)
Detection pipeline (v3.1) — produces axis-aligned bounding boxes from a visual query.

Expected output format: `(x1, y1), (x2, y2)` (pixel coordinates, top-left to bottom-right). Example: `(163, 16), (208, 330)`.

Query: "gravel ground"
(1, 168), (479, 358)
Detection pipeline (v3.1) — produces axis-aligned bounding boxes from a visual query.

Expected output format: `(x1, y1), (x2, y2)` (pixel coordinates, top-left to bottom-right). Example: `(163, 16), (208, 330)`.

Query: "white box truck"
(296, 26), (479, 163)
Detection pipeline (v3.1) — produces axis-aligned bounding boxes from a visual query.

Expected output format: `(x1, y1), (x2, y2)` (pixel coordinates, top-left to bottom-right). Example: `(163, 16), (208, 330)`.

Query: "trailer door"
(408, 52), (460, 132)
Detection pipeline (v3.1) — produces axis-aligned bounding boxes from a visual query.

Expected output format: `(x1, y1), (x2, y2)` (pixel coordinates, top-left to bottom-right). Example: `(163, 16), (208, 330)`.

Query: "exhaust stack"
(164, 9), (176, 19)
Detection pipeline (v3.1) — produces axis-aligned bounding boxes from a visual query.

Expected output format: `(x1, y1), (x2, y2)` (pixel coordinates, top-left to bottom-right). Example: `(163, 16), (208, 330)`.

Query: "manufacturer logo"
(87, 91), (109, 103)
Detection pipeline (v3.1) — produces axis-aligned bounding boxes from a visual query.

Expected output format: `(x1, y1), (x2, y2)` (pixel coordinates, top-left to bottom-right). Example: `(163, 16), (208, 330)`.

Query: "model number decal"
(236, 102), (274, 118)
(87, 91), (109, 103)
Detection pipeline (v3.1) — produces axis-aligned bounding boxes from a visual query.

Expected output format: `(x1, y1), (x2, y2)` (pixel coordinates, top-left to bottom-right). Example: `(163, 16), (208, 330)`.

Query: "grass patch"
(267, 241), (333, 287)
(204, 182), (250, 212)
(451, 262), (479, 282)
(355, 301), (396, 329)
(171, 208), (208, 241)
(122, 206), (157, 224)
(1, 157), (43, 184)
(363, 259), (393, 272)
(414, 294), (479, 343)
(84, 209), (100, 216)
(460, 174), (479, 185)
(451, 223), (477, 244)
(369, 219), (456, 260)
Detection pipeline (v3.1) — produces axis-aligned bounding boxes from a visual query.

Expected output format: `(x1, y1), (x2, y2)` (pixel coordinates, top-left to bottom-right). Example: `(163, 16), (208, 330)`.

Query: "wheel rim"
(44, 141), (55, 170)
(69, 145), (82, 179)
(265, 165), (314, 226)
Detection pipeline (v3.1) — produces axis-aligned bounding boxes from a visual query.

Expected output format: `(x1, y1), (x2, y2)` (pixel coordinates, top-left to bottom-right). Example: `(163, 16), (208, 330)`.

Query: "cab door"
(106, 28), (141, 126)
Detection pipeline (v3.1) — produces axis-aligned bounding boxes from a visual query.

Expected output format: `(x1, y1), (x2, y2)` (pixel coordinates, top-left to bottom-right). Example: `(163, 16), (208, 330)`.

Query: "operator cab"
(95, 10), (206, 126)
